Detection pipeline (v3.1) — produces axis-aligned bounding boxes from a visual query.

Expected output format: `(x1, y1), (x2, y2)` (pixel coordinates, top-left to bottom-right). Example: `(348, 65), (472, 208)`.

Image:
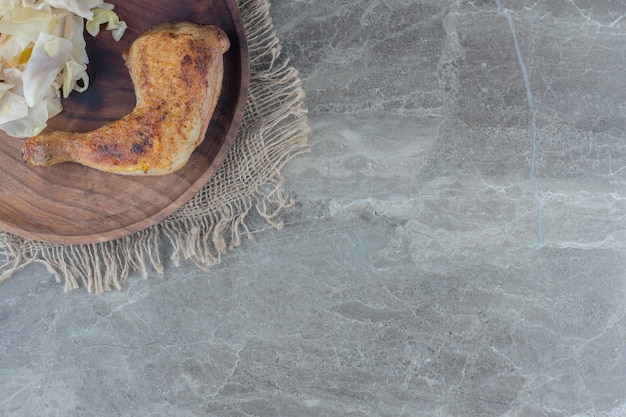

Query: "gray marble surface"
(2, 1), (626, 416)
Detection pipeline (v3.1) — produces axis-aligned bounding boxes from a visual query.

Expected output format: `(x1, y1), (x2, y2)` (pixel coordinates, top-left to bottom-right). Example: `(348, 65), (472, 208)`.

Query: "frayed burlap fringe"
(0, 0), (309, 293)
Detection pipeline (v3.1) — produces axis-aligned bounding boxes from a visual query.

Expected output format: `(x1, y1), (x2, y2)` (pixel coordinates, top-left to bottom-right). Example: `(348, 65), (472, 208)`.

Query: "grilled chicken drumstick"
(22, 22), (230, 175)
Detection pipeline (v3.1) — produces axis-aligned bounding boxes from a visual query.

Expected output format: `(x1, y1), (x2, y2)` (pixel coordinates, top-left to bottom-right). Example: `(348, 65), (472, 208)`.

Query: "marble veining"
(2, 1), (626, 416)
(496, 0), (545, 247)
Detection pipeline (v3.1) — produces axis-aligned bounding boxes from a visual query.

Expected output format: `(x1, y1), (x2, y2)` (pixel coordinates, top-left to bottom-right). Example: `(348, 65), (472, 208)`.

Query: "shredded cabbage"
(0, 0), (126, 137)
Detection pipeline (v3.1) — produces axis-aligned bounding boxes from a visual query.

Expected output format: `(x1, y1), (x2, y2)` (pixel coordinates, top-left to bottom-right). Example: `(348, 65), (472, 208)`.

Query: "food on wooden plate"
(22, 21), (230, 176)
(0, 0), (126, 138)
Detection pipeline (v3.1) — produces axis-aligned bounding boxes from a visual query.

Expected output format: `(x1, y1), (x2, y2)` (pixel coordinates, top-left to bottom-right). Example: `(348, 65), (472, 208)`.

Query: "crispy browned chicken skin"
(22, 22), (230, 175)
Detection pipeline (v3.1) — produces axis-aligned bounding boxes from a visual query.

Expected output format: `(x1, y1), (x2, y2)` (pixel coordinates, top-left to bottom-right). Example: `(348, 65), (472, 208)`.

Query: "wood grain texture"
(0, 0), (249, 244)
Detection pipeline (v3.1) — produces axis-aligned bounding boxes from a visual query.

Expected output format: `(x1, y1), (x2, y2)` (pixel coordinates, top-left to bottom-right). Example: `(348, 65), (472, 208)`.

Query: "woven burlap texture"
(0, 0), (309, 293)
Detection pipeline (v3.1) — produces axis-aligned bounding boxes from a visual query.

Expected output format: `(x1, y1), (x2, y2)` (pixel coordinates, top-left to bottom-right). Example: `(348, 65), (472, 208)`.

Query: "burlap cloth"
(0, 0), (309, 293)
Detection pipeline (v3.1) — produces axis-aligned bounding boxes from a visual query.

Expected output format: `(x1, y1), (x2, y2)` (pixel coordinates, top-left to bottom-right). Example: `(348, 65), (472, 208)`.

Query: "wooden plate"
(0, 0), (249, 244)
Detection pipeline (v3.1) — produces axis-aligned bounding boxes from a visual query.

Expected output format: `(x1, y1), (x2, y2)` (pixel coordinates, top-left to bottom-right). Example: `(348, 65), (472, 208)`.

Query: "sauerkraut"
(0, 0), (126, 137)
